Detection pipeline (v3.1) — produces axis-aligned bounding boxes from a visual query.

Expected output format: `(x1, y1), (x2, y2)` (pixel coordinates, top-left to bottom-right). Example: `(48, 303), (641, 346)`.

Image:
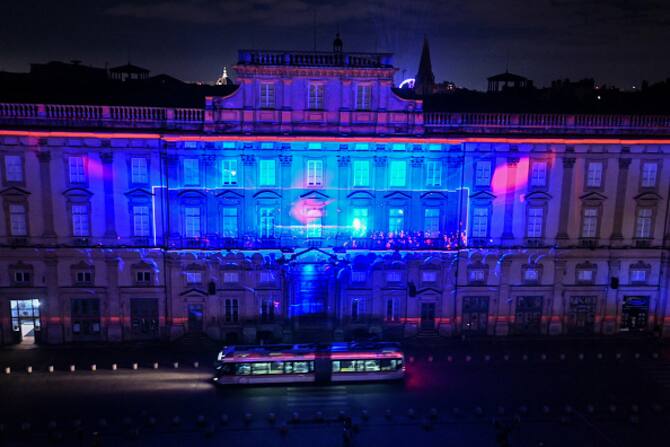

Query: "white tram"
(213, 342), (405, 385)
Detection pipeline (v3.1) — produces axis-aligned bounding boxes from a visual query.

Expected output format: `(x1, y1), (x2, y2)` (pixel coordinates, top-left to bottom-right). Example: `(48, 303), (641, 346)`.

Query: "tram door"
(10, 299), (41, 344)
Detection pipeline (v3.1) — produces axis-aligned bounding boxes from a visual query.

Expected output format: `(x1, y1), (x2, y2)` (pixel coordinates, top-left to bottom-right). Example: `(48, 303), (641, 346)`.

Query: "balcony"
(237, 50), (393, 69)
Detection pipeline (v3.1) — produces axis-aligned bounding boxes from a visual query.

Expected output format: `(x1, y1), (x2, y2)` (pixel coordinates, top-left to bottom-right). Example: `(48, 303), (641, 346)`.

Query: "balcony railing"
(424, 112), (670, 135)
(237, 50), (393, 68)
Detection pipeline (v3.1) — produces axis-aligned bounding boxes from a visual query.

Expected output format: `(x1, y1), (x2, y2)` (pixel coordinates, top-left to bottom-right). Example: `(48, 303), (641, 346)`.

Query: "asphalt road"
(1, 338), (669, 446)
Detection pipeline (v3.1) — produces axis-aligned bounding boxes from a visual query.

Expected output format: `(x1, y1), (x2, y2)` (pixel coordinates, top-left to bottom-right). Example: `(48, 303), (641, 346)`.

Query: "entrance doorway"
(621, 296), (649, 332)
(420, 303), (436, 330)
(514, 296), (543, 335)
(187, 303), (204, 332)
(567, 296), (596, 334)
(10, 299), (41, 344)
(462, 296), (489, 335)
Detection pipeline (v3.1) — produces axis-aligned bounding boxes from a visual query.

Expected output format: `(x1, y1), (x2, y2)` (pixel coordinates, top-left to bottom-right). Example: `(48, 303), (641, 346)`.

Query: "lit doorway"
(10, 299), (41, 344)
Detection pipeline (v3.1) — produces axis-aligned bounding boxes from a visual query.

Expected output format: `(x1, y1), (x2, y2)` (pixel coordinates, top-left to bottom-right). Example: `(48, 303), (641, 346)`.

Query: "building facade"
(1, 46), (670, 344)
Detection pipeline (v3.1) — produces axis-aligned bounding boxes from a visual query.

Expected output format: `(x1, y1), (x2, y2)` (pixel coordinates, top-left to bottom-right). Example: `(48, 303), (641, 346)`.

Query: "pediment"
(634, 191), (662, 202)
(216, 189), (244, 199)
(62, 187), (93, 198)
(177, 189), (207, 198)
(0, 186), (30, 197)
(347, 190), (375, 199)
(579, 191), (607, 201)
(469, 190), (496, 201)
(524, 190), (552, 201)
(416, 287), (442, 296)
(420, 191), (448, 200)
(300, 190), (329, 200)
(253, 189), (282, 199)
(384, 191), (412, 199)
(125, 188), (153, 198)
(179, 288), (208, 297)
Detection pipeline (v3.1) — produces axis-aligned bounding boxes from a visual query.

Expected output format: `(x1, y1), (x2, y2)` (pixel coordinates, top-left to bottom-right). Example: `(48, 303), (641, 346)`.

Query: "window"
(221, 207), (238, 238)
(68, 156), (85, 183)
(527, 207), (544, 238)
(425, 160), (442, 187)
(135, 271), (152, 285)
(132, 206), (150, 237)
(385, 298), (398, 321)
(352, 208), (369, 236)
(389, 160), (407, 187)
(259, 159), (276, 186)
(225, 298), (239, 322)
(352, 160), (370, 187)
(635, 208), (653, 239)
(184, 207), (201, 238)
(222, 159), (238, 185)
(422, 271), (438, 283)
(351, 298), (366, 321)
(4, 155), (23, 182)
(581, 207), (599, 238)
(260, 299), (276, 322)
(13, 270), (31, 284)
(9, 204), (27, 236)
(469, 269), (485, 283)
(586, 161), (603, 188)
(474, 160), (492, 186)
(641, 162), (658, 188)
(130, 157), (148, 184)
(223, 272), (240, 283)
(523, 268), (539, 282)
(388, 208), (404, 234)
(260, 82), (276, 108)
(259, 207), (275, 238)
(577, 269), (594, 282)
(75, 270), (93, 285)
(185, 271), (202, 284)
(308, 83), (325, 110)
(355, 84), (371, 110)
(630, 269), (647, 283)
(424, 208), (440, 237)
(183, 158), (200, 185)
(306, 160), (323, 186)
(71, 204), (89, 237)
(71, 299), (101, 336)
(306, 208), (322, 238)
(530, 161), (547, 187)
(386, 271), (401, 282)
(472, 207), (489, 238)
(351, 271), (366, 283)
(259, 271), (275, 283)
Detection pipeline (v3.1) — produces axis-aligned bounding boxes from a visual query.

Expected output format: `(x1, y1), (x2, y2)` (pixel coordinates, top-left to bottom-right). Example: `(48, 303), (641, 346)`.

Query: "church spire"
(414, 37), (435, 96)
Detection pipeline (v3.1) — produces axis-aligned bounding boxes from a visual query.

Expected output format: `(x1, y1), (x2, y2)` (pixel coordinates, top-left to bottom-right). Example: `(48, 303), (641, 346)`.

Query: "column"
(336, 155), (350, 243)
(278, 154), (293, 240)
(501, 157), (519, 240)
(37, 150), (56, 240)
(105, 255), (123, 341)
(549, 259), (566, 335)
(203, 155), (218, 245)
(610, 158), (631, 241)
(604, 259), (621, 335)
(100, 152), (117, 240)
(555, 157), (576, 241)
(373, 156), (387, 233)
(410, 157), (424, 235)
(43, 253), (63, 343)
(495, 257), (512, 336)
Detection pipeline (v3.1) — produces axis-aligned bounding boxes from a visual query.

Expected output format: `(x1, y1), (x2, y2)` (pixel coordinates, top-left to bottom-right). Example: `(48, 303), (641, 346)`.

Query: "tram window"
(339, 360), (356, 372)
(332, 361), (341, 372)
(380, 359), (393, 371)
(355, 360), (366, 372)
(364, 360), (380, 372)
(284, 362), (293, 374)
(218, 363), (235, 375)
(293, 361), (310, 374)
(252, 362), (270, 375)
(395, 359), (403, 369)
(235, 363), (251, 375)
(269, 362), (284, 374)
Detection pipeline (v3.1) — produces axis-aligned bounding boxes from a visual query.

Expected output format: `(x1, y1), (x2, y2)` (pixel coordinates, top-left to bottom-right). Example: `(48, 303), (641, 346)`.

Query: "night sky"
(3, 0), (670, 90)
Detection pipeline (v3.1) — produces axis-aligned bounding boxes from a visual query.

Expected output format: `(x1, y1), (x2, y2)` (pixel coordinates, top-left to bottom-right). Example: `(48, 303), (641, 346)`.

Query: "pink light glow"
(290, 197), (333, 225)
(491, 157), (529, 198)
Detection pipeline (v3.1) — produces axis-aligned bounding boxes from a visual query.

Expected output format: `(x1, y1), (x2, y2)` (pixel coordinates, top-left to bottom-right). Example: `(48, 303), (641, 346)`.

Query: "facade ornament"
(337, 155), (351, 167)
(241, 154), (256, 166)
(410, 156), (424, 167)
(373, 155), (387, 167)
(279, 154), (293, 167)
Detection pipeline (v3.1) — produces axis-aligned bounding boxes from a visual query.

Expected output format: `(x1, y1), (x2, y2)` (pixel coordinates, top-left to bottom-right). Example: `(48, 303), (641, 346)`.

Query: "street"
(1, 338), (669, 446)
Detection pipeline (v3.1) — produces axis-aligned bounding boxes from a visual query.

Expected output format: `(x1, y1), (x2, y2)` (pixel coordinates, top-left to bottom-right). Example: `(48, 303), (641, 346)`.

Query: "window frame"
(3, 154), (24, 185)
(425, 160), (443, 187)
(308, 83), (325, 110)
(221, 159), (239, 186)
(388, 160), (407, 188)
(305, 159), (324, 187)
(258, 159), (276, 186)
(259, 82), (276, 109)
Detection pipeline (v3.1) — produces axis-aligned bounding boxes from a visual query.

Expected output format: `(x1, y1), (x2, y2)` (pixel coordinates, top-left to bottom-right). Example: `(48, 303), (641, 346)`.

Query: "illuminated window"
(259, 159), (276, 186)
(221, 207), (238, 237)
(260, 82), (276, 108)
(630, 268), (647, 283)
(641, 162), (658, 188)
(469, 269), (485, 282)
(635, 208), (653, 239)
(524, 268), (539, 282)
(260, 271), (275, 283)
(386, 271), (402, 282)
(9, 204), (27, 236)
(306, 208), (323, 238)
(306, 159), (323, 186)
(421, 208), (439, 237)
(355, 84), (371, 110)
(223, 272), (240, 283)
(352, 208), (369, 236)
(308, 83), (325, 110)
(259, 207), (275, 238)
(130, 157), (148, 184)
(4, 155), (23, 182)
(474, 160), (492, 186)
(581, 207), (598, 238)
(222, 159), (238, 185)
(388, 208), (404, 234)
(352, 160), (370, 187)
(71, 205), (89, 237)
(472, 207), (489, 238)
(184, 207), (201, 238)
(386, 298), (398, 321)
(351, 271), (366, 283)
(183, 158), (199, 185)
(185, 271), (202, 284)
(425, 160), (442, 187)
(68, 156), (85, 183)
(132, 205), (150, 237)
(586, 161), (603, 187)
(530, 161), (547, 187)
(389, 160), (407, 187)
(577, 269), (593, 282)
(527, 207), (544, 238)
(421, 271), (438, 283)
(225, 298), (239, 322)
